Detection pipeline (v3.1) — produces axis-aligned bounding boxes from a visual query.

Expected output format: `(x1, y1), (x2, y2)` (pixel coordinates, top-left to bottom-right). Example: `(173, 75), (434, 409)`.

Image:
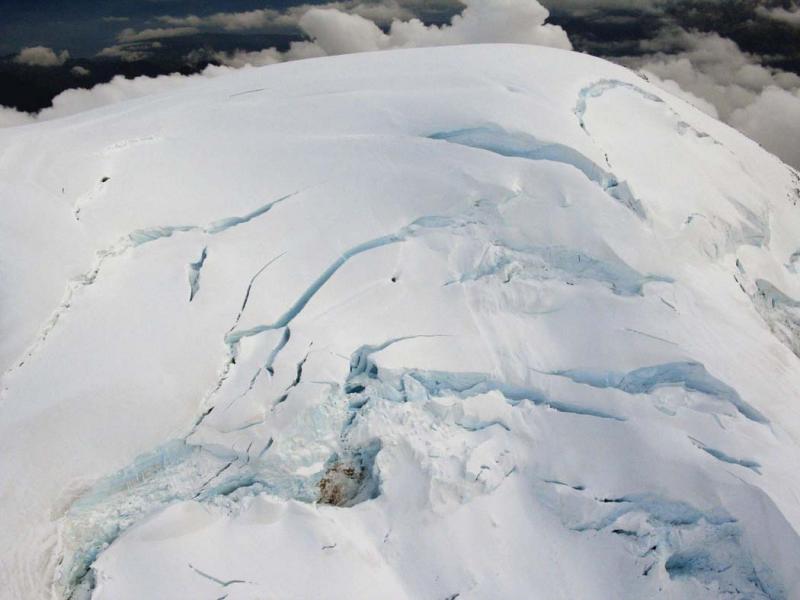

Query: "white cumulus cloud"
(13, 46), (70, 67)
(37, 71), (226, 121)
(730, 86), (800, 170)
(624, 29), (800, 168)
(215, 0), (570, 66)
(0, 106), (36, 127)
(756, 4), (800, 27)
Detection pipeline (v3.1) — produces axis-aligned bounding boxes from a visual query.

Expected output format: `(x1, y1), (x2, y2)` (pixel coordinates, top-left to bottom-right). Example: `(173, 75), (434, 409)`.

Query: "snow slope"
(2, 44), (800, 600)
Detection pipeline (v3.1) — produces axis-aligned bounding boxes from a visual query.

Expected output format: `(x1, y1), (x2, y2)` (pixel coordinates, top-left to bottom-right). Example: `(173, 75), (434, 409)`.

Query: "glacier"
(1, 44), (800, 600)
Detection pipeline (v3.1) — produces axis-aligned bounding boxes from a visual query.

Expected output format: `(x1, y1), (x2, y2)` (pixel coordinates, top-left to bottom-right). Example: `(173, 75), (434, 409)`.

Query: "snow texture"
(2, 44), (800, 600)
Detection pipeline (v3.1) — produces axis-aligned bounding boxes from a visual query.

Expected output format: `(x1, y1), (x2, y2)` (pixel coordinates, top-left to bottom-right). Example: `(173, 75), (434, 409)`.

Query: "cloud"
(157, 6), (310, 31)
(297, 9), (387, 54)
(730, 86), (800, 169)
(215, 0), (570, 66)
(209, 48), (287, 68)
(349, 0), (416, 23)
(13, 46), (70, 67)
(97, 44), (152, 62)
(117, 2), (422, 62)
(159, 8), (280, 30)
(95, 25), (197, 63)
(540, 0), (666, 15)
(639, 72), (719, 117)
(117, 26), (198, 43)
(71, 65), (91, 77)
(0, 65), (232, 131)
(383, 0), (571, 48)
(98, 33), (172, 62)
(634, 29), (800, 118)
(756, 4), (800, 27)
(624, 28), (800, 168)
(42, 70), (228, 121)
(0, 106), (35, 127)
(157, 1), (417, 32)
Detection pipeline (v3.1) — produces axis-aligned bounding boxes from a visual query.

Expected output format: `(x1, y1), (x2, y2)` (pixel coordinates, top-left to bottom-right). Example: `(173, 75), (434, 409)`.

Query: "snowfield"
(2, 44), (800, 600)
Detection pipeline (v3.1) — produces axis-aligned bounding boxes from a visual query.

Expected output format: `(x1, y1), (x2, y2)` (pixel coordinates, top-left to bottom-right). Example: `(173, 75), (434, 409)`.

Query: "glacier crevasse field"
(2, 45), (800, 599)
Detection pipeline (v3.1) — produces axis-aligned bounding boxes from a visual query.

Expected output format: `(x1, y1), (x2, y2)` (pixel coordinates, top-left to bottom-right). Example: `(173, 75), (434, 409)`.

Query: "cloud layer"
(620, 28), (800, 168)
(212, 0), (570, 67)
(730, 86), (800, 170)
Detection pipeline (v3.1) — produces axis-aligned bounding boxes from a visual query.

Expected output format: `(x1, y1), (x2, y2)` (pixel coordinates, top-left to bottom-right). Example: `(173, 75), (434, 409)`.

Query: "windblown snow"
(2, 44), (800, 600)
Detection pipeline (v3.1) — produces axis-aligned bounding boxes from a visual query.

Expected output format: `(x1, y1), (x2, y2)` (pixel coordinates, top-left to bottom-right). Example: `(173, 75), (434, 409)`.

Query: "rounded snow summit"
(2, 44), (800, 600)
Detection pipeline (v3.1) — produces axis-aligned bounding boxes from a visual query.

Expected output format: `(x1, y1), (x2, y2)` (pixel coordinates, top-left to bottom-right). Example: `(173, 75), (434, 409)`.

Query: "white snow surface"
(2, 44), (800, 600)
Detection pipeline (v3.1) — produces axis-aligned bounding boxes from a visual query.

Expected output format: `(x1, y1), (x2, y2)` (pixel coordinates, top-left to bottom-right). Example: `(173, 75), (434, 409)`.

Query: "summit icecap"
(1, 44), (800, 599)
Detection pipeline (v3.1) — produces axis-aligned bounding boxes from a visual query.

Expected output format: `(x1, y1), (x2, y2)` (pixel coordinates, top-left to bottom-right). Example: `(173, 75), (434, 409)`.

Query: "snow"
(1, 44), (800, 600)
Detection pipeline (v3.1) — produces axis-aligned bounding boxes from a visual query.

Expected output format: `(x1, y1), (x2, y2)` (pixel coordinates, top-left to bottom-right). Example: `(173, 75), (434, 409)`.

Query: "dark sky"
(0, 0), (796, 59)
(0, 1), (308, 55)
(1, 1), (797, 66)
